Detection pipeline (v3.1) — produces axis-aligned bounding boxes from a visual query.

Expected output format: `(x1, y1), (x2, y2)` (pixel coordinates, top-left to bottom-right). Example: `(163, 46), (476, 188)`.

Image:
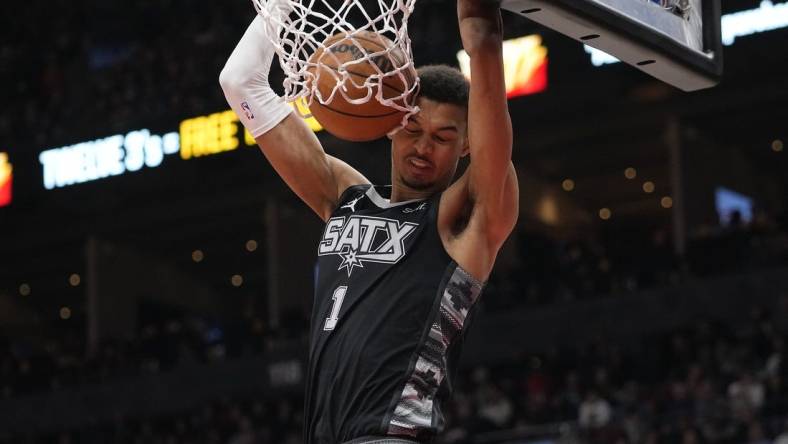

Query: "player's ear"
(460, 137), (470, 157)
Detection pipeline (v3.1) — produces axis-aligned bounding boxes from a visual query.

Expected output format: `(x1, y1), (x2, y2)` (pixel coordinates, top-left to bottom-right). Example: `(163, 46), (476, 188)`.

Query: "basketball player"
(219, 0), (517, 442)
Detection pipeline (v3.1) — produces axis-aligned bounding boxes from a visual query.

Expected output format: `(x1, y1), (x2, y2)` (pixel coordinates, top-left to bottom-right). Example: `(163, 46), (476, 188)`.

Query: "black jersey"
(304, 185), (485, 444)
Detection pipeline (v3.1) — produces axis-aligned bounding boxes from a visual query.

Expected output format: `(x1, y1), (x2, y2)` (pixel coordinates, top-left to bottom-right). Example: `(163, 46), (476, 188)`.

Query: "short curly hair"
(416, 65), (469, 109)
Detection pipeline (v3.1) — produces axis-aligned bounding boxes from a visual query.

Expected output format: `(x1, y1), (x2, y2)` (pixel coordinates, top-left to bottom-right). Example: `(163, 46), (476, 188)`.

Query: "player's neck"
(390, 184), (434, 203)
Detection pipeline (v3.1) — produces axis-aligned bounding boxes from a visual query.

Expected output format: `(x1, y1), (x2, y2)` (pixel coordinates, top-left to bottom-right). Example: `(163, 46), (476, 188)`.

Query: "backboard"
(501, 0), (723, 91)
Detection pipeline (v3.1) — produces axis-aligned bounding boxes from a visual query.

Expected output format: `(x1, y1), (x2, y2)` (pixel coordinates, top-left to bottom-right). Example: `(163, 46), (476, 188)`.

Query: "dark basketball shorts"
(341, 436), (421, 444)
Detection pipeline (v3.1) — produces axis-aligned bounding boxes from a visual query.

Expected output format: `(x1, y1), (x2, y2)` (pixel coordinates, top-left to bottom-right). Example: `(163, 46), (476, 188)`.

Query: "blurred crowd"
(488, 212), (788, 310)
(441, 307), (788, 444)
(4, 306), (788, 444)
(0, 313), (301, 399)
(487, 228), (679, 309)
(1, 0), (251, 149)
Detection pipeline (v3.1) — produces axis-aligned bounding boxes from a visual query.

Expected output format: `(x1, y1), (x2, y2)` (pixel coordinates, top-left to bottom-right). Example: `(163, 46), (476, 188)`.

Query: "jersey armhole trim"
(333, 184), (373, 213)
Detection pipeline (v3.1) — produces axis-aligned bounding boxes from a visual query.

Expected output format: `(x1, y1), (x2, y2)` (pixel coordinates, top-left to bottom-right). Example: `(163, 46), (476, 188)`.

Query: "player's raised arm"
(458, 0), (518, 244)
(219, 16), (369, 221)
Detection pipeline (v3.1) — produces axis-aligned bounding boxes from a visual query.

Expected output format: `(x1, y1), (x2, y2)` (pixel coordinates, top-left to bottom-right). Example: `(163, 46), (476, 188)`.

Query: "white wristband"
(219, 15), (293, 138)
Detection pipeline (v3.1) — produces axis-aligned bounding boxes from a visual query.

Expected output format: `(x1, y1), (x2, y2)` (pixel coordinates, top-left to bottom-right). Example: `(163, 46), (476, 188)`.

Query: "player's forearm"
(463, 12), (510, 159)
(219, 16), (292, 138)
(461, 0), (513, 192)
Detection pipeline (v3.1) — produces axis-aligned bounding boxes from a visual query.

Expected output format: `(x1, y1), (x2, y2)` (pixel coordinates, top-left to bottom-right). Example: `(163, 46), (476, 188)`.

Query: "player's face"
(390, 98), (469, 193)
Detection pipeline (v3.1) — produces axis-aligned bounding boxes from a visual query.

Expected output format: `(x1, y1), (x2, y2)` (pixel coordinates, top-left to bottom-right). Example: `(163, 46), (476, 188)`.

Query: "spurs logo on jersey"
(318, 215), (418, 276)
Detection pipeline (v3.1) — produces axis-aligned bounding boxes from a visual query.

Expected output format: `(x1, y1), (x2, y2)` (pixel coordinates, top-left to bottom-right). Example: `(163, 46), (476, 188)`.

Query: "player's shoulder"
(330, 183), (374, 215)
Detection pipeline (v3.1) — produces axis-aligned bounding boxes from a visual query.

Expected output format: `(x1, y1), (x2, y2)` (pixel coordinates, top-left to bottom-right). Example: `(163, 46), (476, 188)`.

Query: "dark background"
(1, 0), (787, 443)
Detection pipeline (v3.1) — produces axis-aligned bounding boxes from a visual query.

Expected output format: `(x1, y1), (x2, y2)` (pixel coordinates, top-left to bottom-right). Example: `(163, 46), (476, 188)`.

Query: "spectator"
(477, 383), (514, 429)
(578, 390), (612, 429)
(728, 371), (765, 421)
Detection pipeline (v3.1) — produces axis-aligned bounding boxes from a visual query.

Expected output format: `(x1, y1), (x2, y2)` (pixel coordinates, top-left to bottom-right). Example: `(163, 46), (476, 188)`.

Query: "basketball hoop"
(251, 0), (420, 119)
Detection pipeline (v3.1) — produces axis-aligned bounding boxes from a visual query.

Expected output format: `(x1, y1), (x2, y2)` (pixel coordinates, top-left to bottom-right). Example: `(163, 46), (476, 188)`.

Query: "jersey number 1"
(323, 286), (347, 331)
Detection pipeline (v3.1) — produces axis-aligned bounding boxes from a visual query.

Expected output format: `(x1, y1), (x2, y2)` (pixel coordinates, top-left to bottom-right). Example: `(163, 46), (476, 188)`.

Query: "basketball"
(306, 31), (416, 142)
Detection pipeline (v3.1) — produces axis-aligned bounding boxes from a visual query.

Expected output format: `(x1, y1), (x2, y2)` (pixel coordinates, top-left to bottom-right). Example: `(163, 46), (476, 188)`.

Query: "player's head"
(390, 65), (470, 193)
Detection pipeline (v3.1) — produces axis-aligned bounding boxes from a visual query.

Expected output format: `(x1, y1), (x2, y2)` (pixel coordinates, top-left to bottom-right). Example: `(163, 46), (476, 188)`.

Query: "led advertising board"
(0, 152), (11, 207)
(457, 35), (548, 98)
(38, 102), (323, 190)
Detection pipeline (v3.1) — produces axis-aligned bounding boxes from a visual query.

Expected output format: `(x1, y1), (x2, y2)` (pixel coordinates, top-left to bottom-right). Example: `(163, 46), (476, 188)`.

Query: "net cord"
(252, 0), (420, 123)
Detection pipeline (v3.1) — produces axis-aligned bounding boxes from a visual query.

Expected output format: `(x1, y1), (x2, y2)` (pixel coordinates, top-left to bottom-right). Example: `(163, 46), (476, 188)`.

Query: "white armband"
(219, 15), (292, 138)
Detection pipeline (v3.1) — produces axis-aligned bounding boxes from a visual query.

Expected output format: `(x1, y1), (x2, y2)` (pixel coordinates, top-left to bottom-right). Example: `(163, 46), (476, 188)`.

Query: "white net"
(252, 0), (420, 117)
(647, 0), (692, 18)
